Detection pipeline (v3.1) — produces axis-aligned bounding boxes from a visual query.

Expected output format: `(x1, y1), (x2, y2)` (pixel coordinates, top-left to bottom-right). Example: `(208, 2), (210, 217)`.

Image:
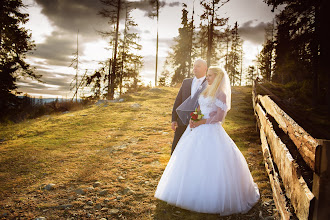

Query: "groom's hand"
(171, 121), (178, 131)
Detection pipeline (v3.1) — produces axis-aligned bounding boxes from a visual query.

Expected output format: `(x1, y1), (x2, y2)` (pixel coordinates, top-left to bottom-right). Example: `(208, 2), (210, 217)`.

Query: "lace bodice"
(198, 95), (228, 119)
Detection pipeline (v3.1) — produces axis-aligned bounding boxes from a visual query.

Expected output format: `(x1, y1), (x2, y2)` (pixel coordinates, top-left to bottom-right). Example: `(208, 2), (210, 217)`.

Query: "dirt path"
(0, 86), (277, 219)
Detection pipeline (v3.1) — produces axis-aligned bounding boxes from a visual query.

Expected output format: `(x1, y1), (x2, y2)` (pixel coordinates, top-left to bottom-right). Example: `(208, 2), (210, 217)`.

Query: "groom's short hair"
(194, 58), (207, 66)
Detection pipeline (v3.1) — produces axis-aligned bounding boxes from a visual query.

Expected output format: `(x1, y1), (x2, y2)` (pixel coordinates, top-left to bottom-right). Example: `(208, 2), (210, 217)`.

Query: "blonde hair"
(202, 66), (224, 98)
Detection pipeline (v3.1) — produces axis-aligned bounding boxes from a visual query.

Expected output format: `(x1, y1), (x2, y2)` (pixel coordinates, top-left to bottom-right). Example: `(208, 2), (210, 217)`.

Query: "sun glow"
(82, 40), (110, 65)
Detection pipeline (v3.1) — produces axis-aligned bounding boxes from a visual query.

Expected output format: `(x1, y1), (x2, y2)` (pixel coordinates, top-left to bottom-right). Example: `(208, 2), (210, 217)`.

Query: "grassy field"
(0, 86), (276, 219)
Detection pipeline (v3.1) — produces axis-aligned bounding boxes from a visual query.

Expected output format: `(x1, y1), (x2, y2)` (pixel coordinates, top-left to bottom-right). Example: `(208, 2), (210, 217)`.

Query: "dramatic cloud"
(30, 0), (179, 66)
(31, 31), (77, 67)
(34, 0), (107, 39)
(17, 70), (74, 97)
(20, 0), (276, 97)
(238, 20), (270, 45)
(168, 2), (180, 7)
(129, 0), (180, 17)
(34, 0), (180, 36)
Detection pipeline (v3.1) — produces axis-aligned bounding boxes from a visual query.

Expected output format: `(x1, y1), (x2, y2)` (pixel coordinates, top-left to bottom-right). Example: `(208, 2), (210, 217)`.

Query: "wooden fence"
(252, 80), (330, 220)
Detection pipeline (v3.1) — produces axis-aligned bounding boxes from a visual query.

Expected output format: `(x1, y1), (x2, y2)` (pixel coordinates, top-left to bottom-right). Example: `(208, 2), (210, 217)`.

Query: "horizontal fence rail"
(258, 95), (318, 172)
(252, 80), (330, 220)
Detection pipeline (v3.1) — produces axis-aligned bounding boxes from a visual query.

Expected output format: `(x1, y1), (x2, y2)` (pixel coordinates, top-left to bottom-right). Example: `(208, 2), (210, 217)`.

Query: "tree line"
(2, 0), (328, 121)
(257, 0), (329, 111)
(81, 0), (146, 101)
(0, 0), (40, 120)
(159, 0), (246, 87)
(0, 0), (149, 121)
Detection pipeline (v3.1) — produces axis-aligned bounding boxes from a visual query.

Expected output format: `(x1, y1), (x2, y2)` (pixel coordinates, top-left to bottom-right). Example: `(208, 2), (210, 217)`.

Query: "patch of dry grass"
(0, 86), (276, 219)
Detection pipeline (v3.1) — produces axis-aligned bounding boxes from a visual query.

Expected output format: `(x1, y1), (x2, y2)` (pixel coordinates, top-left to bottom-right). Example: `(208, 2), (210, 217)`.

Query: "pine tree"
(170, 3), (192, 85)
(200, 0), (229, 66)
(225, 22), (242, 85)
(223, 25), (231, 72)
(117, 4), (143, 94)
(257, 22), (275, 82)
(83, 67), (104, 100)
(69, 30), (80, 101)
(158, 59), (171, 87)
(0, 0), (41, 119)
(195, 22), (209, 60)
(264, 0), (329, 107)
(88, 1), (142, 99)
(246, 65), (256, 86)
(98, 0), (122, 99)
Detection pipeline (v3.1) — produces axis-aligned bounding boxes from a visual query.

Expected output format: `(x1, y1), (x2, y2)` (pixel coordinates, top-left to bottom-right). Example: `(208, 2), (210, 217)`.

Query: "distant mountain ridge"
(17, 96), (81, 103)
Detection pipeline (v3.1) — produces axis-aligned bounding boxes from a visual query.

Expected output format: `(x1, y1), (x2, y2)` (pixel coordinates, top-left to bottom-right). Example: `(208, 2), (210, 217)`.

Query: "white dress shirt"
(191, 76), (206, 97)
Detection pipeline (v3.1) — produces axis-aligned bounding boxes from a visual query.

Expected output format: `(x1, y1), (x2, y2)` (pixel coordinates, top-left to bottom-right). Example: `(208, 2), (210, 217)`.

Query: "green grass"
(0, 86), (276, 219)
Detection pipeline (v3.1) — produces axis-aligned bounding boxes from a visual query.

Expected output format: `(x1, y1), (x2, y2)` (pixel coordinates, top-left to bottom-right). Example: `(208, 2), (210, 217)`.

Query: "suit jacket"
(172, 78), (193, 127)
(172, 78), (207, 127)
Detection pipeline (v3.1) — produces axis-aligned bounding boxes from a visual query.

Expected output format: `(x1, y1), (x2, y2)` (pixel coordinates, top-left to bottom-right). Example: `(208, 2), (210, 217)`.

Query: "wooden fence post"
(312, 140), (330, 220)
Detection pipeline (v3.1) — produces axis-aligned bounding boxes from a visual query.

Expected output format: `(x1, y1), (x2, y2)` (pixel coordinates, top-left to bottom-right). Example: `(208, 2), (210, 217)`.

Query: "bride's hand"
(193, 119), (206, 128)
(189, 119), (194, 128)
(209, 111), (217, 117)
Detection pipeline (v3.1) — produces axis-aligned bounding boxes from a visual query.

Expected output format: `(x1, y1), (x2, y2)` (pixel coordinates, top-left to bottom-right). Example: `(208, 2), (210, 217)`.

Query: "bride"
(154, 66), (260, 215)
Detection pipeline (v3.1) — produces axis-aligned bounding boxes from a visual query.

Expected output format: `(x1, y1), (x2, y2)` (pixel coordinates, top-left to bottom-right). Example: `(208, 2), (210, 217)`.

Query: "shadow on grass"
(153, 199), (261, 220)
(0, 148), (49, 197)
(69, 113), (136, 182)
(0, 109), (137, 197)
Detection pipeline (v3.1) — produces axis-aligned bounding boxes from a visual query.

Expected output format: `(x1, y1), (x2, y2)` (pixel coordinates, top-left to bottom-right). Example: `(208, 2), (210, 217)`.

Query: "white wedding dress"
(155, 95), (260, 215)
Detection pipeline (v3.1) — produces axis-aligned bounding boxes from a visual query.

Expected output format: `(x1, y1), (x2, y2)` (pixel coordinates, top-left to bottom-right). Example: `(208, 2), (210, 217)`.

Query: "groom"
(171, 58), (208, 155)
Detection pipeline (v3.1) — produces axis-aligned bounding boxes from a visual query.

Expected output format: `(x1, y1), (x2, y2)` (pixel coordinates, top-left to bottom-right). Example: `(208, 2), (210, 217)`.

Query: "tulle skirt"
(154, 123), (260, 215)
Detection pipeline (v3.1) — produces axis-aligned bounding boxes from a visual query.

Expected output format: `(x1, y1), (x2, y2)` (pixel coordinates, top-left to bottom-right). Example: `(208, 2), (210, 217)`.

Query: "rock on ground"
(44, 183), (55, 191)
(130, 103), (141, 108)
(149, 88), (162, 92)
(75, 188), (86, 195)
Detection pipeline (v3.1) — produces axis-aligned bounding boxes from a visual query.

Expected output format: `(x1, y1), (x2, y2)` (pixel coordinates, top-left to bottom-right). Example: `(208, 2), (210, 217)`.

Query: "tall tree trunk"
(187, 1), (195, 78)
(119, 74), (123, 95)
(108, 58), (112, 97)
(200, 28), (204, 58)
(268, 50), (272, 81)
(120, 4), (129, 96)
(320, 0), (330, 116)
(240, 49), (243, 86)
(207, 1), (215, 67)
(312, 2), (320, 106)
(109, 0), (121, 100)
(269, 19), (274, 82)
(233, 22), (239, 86)
(225, 34), (229, 72)
(155, 0), (159, 86)
(75, 30), (79, 102)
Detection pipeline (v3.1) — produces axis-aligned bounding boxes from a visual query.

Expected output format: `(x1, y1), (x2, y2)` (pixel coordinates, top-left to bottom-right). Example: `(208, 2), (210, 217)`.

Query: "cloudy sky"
(19, 0), (280, 98)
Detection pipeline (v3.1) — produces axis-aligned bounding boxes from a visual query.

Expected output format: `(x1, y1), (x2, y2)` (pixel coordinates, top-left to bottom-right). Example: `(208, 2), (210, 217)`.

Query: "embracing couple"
(154, 58), (260, 215)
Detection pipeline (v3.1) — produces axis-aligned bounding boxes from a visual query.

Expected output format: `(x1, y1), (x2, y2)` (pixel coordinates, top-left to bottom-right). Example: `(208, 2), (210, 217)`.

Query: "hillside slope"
(0, 87), (276, 219)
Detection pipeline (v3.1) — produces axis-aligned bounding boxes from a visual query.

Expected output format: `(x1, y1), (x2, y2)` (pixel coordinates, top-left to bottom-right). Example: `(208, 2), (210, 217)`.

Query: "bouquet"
(190, 108), (204, 121)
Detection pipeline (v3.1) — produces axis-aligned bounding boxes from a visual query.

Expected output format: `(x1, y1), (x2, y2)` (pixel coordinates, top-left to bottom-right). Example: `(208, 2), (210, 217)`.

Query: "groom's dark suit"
(171, 78), (206, 154)
(171, 78), (193, 154)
